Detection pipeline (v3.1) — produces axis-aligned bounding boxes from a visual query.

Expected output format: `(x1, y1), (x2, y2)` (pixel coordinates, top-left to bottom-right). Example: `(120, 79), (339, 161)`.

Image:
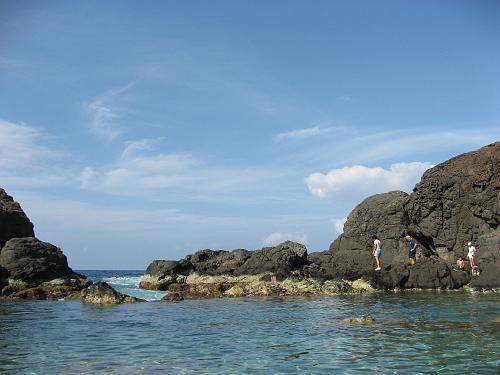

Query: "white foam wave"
(102, 276), (142, 287)
(102, 275), (167, 301)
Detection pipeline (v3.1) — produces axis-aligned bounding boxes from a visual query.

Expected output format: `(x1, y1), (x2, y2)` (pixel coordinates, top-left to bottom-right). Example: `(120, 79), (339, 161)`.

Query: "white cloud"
(86, 101), (120, 141)
(306, 162), (434, 199)
(275, 126), (322, 141)
(0, 119), (62, 168)
(262, 232), (308, 246)
(81, 139), (283, 202)
(121, 138), (160, 160)
(347, 130), (498, 165)
(79, 167), (96, 189)
(84, 81), (137, 141)
(330, 217), (347, 236)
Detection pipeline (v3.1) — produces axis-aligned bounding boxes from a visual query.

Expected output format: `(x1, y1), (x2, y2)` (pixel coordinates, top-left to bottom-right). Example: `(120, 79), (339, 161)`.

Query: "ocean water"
(0, 271), (499, 374)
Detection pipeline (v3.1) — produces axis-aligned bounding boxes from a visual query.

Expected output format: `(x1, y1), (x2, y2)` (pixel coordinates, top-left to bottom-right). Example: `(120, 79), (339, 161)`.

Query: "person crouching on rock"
(405, 235), (417, 265)
(456, 256), (465, 270)
(372, 235), (382, 271)
(467, 241), (477, 274)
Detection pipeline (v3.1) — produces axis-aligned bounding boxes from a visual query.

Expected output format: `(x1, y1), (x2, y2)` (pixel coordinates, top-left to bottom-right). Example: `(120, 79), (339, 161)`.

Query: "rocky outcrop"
(162, 273), (370, 299)
(0, 189), (34, 248)
(0, 187), (93, 301)
(161, 292), (184, 302)
(308, 142), (499, 290)
(80, 282), (144, 305)
(369, 257), (472, 290)
(139, 241), (374, 298)
(0, 188), (145, 303)
(406, 142), (499, 257)
(1, 277), (91, 300)
(0, 236), (95, 300)
(142, 143), (499, 296)
(0, 237), (79, 285)
(140, 241), (308, 291)
(325, 191), (410, 279)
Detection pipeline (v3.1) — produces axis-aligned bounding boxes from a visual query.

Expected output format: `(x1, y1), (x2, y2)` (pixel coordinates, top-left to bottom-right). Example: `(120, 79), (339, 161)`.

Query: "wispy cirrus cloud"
(0, 119), (70, 188)
(274, 126), (323, 142)
(79, 167), (96, 189)
(347, 129), (498, 165)
(81, 138), (285, 202)
(84, 81), (137, 141)
(0, 119), (63, 168)
(306, 162), (434, 199)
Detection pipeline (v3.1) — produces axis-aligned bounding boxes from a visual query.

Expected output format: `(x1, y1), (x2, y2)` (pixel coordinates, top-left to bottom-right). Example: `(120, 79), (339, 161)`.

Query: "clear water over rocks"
(1, 270), (498, 374)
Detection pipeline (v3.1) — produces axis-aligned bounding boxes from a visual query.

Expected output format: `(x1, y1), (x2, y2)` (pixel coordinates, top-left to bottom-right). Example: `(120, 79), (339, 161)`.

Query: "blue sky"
(1, 0), (499, 269)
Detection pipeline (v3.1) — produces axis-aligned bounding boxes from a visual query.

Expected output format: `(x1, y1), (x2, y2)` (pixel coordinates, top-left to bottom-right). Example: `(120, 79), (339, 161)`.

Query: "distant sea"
(1, 270), (499, 374)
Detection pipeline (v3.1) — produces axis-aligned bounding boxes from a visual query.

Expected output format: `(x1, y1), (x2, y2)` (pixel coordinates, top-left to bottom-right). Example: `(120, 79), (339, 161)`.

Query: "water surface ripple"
(1, 275), (499, 374)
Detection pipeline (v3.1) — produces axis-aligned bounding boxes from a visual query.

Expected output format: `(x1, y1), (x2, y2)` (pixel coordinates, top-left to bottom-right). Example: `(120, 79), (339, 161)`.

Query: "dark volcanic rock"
(140, 241), (308, 290)
(187, 248), (252, 276)
(322, 142), (499, 290)
(402, 257), (454, 289)
(80, 282), (144, 305)
(235, 241), (307, 277)
(369, 258), (471, 290)
(0, 237), (77, 285)
(327, 191), (410, 279)
(161, 292), (184, 302)
(0, 189), (34, 248)
(141, 143), (499, 293)
(406, 142), (499, 256)
(144, 259), (193, 277)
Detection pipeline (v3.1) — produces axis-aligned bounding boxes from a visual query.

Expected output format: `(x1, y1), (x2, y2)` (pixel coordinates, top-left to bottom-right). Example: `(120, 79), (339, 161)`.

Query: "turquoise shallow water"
(0, 271), (499, 374)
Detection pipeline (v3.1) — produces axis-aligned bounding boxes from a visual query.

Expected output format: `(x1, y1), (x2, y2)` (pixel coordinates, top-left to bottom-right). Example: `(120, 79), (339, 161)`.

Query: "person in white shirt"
(467, 241), (477, 274)
(372, 235), (382, 271)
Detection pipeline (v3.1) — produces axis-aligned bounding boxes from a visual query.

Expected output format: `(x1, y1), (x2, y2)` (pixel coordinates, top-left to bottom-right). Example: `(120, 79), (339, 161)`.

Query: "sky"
(0, 0), (499, 269)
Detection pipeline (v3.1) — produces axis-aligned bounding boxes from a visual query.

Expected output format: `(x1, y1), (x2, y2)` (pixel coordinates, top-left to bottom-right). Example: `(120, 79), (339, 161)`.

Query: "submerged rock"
(80, 282), (144, 305)
(342, 316), (375, 325)
(161, 292), (184, 302)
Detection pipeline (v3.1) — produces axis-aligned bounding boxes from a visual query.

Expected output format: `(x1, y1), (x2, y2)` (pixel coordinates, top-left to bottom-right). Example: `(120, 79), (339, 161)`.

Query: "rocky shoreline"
(140, 142), (500, 299)
(0, 142), (498, 304)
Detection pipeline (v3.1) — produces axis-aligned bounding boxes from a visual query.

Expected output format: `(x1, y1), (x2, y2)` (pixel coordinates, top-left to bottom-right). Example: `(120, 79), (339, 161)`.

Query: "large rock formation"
(0, 237), (77, 285)
(407, 142), (499, 258)
(142, 142), (499, 296)
(140, 241), (308, 291)
(325, 191), (410, 279)
(0, 187), (141, 303)
(0, 237), (92, 300)
(308, 142), (499, 289)
(0, 189), (34, 248)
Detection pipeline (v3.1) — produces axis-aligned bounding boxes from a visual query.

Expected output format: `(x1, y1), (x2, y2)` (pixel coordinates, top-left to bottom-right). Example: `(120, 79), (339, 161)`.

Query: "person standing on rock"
(372, 235), (382, 271)
(405, 235), (417, 265)
(467, 241), (477, 274)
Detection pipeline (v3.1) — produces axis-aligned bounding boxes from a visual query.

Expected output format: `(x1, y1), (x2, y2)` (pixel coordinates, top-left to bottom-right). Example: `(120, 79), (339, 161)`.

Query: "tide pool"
(0, 270), (498, 374)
